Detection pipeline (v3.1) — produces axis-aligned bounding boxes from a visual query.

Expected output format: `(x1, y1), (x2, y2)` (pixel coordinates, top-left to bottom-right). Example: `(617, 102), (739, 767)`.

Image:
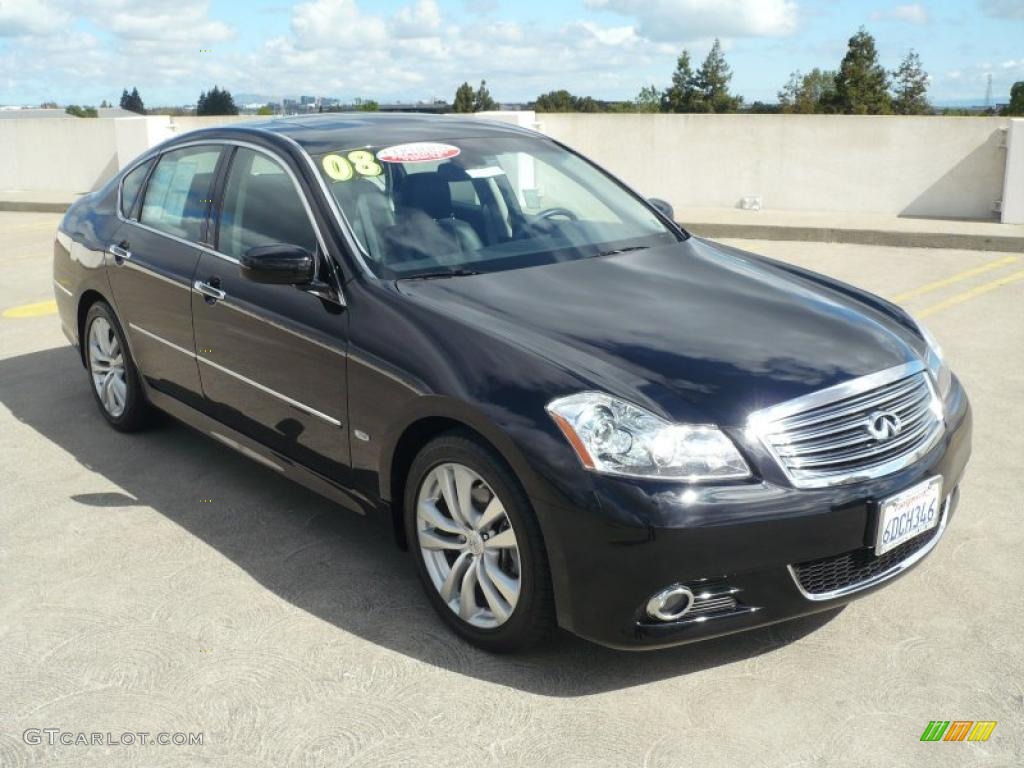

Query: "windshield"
(314, 136), (680, 279)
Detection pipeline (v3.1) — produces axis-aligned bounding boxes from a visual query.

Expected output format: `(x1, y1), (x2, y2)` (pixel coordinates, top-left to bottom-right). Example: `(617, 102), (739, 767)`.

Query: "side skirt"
(145, 386), (376, 518)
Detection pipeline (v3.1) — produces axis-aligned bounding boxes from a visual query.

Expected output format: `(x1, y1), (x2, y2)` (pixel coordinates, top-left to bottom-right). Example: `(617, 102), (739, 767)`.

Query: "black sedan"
(53, 114), (971, 651)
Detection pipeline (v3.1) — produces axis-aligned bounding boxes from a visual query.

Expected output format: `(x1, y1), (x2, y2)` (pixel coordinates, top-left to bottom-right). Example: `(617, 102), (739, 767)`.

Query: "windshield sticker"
(377, 142), (461, 164)
(466, 166), (505, 179)
(322, 150), (383, 182)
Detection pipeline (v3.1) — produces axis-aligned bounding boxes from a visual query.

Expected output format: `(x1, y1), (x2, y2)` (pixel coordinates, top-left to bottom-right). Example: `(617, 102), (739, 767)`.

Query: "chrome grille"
(751, 363), (944, 489)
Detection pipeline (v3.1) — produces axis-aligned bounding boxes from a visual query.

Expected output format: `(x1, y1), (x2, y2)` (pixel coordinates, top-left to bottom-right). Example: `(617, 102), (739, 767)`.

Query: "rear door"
(191, 145), (351, 480)
(107, 145), (225, 408)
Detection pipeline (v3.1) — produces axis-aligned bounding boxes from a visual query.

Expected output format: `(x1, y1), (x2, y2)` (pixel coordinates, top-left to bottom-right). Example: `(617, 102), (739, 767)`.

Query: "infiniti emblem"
(866, 410), (903, 441)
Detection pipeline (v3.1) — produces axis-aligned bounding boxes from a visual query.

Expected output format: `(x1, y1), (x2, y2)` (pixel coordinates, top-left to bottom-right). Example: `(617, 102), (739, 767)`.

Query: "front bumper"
(533, 381), (972, 650)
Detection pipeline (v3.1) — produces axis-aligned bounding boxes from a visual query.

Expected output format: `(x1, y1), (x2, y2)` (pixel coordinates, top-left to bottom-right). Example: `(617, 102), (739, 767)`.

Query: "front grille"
(754, 368), (943, 488)
(792, 521), (941, 596)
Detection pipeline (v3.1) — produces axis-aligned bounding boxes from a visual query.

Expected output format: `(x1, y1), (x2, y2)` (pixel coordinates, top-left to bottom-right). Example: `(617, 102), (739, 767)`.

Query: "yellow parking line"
(889, 255), (1018, 303)
(2, 299), (58, 318)
(916, 269), (1024, 319)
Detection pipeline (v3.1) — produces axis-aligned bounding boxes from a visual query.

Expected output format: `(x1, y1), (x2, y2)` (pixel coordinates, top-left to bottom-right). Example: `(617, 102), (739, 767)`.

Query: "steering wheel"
(537, 207), (578, 221)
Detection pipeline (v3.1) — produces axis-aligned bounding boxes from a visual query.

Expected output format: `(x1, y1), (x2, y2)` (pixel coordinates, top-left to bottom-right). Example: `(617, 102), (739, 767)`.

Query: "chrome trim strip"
(123, 259), (191, 290)
(788, 493), (953, 602)
(197, 355), (342, 427)
(52, 279), (73, 297)
(128, 322), (196, 358)
(750, 361), (925, 425)
(209, 431), (285, 473)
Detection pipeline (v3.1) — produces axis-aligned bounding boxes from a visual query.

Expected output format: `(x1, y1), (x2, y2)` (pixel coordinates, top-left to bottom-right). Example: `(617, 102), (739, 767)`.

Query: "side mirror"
(648, 197), (675, 222)
(240, 244), (314, 285)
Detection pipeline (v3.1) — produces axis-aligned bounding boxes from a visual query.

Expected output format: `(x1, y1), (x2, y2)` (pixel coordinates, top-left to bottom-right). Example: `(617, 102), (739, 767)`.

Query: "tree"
(634, 84), (661, 113)
(120, 87), (145, 114)
(453, 81), (475, 112)
(99, 99), (111, 109)
(891, 50), (930, 115)
(256, 105), (274, 116)
(353, 98), (379, 111)
(661, 50), (701, 112)
(694, 39), (743, 113)
(833, 27), (891, 114)
(533, 90), (602, 112)
(196, 86), (239, 116)
(1005, 82), (1024, 116)
(474, 79), (496, 111)
(65, 105), (98, 118)
(779, 68), (837, 113)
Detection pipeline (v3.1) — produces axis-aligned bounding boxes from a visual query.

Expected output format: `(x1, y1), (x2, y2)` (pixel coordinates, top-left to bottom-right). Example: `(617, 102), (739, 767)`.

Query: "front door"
(106, 145), (225, 409)
(191, 146), (351, 480)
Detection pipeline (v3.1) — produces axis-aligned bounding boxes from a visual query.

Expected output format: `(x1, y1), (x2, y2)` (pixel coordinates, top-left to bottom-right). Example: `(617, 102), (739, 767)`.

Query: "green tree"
(99, 99), (111, 108)
(661, 50), (701, 112)
(256, 105), (274, 116)
(533, 90), (602, 112)
(634, 84), (661, 113)
(779, 68), (837, 113)
(120, 87), (145, 114)
(64, 105), (98, 118)
(891, 50), (931, 115)
(694, 39), (743, 113)
(833, 27), (891, 114)
(353, 98), (379, 111)
(474, 79), (496, 111)
(1005, 82), (1024, 116)
(196, 86), (239, 116)
(453, 81), (475, 112)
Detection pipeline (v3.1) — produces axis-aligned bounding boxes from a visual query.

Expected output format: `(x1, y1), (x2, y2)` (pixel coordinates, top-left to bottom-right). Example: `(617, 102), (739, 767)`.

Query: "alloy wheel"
(88, 316), (127, 418)
(416, 462), (522, 628)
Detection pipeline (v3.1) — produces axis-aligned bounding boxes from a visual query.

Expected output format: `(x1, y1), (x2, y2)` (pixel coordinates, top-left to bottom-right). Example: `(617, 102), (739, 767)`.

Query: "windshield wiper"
(400, 268), (482, 280)
(594, 245), (650, 258)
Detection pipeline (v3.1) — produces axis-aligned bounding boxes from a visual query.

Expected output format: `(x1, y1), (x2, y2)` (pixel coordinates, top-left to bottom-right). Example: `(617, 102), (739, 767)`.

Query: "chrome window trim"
(747, 360), (946, 489)
(127, 322), (342, 427)
(788, 492), (952, 602)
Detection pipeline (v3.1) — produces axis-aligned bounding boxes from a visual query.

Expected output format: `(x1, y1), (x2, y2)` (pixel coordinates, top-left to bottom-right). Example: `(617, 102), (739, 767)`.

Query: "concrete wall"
(540, 114), (1009, 221)
(1002, 119), (1024, 225)
(0, 112), (1016, 223)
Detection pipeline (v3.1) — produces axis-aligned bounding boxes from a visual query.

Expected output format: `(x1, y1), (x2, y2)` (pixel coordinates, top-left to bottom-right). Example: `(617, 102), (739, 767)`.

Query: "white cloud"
(869, 4), (930, 24)
(585, 0), (799, 42)
(0, 0), (71, 36)
(391, 0), (442, 38)
(978, 0), (1024, 20)
(290, 0), (387, 49)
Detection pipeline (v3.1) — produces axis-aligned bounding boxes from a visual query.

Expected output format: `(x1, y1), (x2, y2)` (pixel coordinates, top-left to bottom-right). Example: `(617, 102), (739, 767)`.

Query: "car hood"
(396, 238), (921, 426)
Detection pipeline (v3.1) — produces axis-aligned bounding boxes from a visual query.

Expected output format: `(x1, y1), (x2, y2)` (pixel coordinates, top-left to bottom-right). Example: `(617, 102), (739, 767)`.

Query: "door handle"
(108, 244), (131, 263)
(194, 280), (227, 302)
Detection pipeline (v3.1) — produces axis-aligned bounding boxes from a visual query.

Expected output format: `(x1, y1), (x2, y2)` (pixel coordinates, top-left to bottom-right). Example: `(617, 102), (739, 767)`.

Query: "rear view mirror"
(648, 198), (675, 222)
(241, 244), (314, 285)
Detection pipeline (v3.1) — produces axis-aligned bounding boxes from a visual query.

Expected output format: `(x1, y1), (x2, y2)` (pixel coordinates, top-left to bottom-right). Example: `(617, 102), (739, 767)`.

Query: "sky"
(0, 0), (1022, 107)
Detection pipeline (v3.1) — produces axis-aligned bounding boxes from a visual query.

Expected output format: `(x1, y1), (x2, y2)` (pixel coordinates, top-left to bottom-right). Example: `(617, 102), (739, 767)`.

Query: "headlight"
(546, 392), (750, 481)
(916, 320), (952, 400)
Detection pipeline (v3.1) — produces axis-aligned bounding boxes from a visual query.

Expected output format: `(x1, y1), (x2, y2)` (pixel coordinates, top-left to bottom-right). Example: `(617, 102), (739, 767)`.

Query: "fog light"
(646, 585), (694, 622)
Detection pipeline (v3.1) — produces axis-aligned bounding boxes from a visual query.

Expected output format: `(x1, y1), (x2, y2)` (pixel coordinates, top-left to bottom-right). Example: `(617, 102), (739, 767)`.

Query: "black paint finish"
(54, 114), (972, 649)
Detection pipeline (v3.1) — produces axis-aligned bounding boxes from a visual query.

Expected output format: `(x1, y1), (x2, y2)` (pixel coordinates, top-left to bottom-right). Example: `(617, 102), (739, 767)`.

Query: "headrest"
(398, 173), (452, 219)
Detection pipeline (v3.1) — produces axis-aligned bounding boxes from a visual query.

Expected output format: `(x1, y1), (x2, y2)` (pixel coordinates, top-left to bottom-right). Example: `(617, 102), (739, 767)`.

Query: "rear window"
(120, 159), (153, 219)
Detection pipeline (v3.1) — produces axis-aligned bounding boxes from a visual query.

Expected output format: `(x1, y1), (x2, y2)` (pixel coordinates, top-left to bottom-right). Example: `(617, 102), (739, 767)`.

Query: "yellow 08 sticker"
(322, 151), (383, 182)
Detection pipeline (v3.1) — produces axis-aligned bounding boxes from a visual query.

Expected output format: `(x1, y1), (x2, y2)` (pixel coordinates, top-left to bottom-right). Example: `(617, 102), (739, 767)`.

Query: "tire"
(83, 301), (152, 432)
(405, 431), (555, 652)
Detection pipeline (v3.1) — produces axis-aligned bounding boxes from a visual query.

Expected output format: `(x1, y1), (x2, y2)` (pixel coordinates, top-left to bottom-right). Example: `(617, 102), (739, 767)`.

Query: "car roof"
(186, 112), (543, 156)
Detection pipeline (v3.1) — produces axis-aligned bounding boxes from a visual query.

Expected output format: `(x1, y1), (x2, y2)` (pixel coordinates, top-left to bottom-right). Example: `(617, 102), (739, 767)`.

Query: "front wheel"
(405, 432), (554, 652)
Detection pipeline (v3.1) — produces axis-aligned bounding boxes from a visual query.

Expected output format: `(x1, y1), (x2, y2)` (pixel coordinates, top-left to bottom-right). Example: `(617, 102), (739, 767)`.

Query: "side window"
(217, 148), (318, 259)
(140, 146), (222, 242)
(449, 180), (480, 208)
(120, 158), (153, 219)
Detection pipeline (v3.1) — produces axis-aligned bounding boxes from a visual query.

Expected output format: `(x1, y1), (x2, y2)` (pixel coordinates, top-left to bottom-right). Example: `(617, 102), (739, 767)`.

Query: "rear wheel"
(84, 302), (151, 431)
(405, 432), (554, 652)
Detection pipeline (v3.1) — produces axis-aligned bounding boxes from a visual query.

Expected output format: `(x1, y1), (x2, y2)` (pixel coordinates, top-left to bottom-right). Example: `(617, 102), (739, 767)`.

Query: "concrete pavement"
(1, 213), (1022, 766)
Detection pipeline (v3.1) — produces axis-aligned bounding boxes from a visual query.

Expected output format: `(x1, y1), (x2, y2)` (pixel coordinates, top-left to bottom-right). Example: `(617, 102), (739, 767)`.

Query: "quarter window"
(217, 149), (318, 260)
(140, 146), (222, 242)
(120, 158), (153, 219)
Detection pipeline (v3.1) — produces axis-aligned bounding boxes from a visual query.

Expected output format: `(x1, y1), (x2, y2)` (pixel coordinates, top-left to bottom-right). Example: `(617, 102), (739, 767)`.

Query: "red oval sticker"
(376, 142), (461, 164)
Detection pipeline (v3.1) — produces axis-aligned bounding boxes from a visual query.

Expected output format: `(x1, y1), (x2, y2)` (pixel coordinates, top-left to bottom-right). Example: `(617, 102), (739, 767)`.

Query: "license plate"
(875, 476), (943, 556)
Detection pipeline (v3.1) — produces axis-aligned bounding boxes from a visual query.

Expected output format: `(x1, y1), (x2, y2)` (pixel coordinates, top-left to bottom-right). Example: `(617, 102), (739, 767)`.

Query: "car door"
(107, 145), (226, 409)
(191, 145), (351, 481)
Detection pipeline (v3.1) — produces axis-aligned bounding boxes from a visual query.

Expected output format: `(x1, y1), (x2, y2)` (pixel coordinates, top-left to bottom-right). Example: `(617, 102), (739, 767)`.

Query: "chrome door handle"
(194, 280), (226, 302)
(108, 244), (131, 263)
